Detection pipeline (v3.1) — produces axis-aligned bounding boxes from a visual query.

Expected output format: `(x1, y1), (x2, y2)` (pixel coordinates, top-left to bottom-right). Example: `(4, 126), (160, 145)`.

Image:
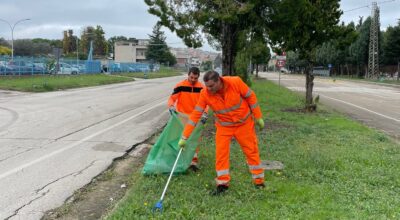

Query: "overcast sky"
(0, 0), (399, 52)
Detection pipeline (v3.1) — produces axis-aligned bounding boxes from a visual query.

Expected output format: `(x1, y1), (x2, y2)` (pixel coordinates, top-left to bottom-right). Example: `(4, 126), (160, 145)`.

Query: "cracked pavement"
(0, 76), (183, 219)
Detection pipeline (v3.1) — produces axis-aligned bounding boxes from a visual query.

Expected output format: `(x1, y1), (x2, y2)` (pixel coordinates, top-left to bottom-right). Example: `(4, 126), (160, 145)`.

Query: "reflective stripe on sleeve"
(216, 169), (229, 176)
(244, 89), (252, 98)
(250, 102), (259, 110)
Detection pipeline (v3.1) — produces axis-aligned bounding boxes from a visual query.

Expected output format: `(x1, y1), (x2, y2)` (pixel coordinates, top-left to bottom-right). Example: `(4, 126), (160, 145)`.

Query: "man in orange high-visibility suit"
(168, 67), (208, 172)
(178, 70), (265, 195)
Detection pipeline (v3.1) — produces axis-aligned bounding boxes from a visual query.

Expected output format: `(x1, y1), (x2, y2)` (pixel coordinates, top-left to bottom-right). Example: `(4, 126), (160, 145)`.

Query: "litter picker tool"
(153, 147), (183, 213)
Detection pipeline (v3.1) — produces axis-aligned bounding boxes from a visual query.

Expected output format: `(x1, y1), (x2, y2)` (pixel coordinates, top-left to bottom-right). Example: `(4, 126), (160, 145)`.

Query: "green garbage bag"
(142, 112), (204, 175)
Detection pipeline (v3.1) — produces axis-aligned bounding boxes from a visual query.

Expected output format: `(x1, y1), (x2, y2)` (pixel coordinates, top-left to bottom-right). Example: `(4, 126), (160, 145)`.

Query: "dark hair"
(203, 70), (220, 82)
(188, 67), (200, 76)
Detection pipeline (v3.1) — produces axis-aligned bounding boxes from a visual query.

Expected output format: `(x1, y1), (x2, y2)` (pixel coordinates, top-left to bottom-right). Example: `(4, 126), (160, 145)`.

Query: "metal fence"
(0, 56), (154, 76)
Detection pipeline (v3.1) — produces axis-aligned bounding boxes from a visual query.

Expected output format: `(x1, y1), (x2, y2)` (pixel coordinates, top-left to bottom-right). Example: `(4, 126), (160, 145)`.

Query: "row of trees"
(145, 0), (341, 111)
(62, 26), (108, 58)
(289, 18), (400, 77)
(0, 24), (177, 66)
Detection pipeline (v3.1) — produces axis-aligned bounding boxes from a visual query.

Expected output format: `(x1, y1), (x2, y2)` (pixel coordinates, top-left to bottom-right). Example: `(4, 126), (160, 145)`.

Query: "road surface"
(260, 72), (400, 141)
(0, 75), (185, 219)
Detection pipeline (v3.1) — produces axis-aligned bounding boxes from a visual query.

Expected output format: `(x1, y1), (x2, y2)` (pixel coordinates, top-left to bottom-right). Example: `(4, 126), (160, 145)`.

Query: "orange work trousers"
(215, 118), (264, 186)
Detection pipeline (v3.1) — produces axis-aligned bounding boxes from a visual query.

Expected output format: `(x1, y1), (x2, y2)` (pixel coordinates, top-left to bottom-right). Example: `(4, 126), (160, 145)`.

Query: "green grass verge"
(115, 67), (182, 79)
(107, 78), (400, 219)
(0, 74), (134, 92)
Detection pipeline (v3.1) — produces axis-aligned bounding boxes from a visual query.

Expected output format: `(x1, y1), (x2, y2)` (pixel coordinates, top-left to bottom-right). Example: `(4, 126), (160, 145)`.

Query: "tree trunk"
(256, 64), (259, 78)
(221, 22), (237, 76)
(305, 64), (316, 112)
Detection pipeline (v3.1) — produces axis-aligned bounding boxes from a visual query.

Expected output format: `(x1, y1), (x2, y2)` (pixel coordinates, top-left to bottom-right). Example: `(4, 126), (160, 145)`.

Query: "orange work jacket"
(182, 76), (262, 139)
(168, 79), (205, 115)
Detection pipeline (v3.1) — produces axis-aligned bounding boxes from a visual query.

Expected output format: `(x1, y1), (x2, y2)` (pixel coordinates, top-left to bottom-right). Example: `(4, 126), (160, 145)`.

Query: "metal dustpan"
(261, 160), (284, 170)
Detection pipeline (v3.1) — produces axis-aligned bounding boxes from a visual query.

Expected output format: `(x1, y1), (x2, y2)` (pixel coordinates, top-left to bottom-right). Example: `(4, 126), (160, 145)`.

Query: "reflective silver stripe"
(244, 89), (252, 98)
(188, 120), (196, 126)
(193, 152), (198, 158)
(250, 102), (259, 110)
(252, 173), (265, 179)
(214, 98), (243, 114)
(217, 111), (252, 126)
(217, 169), (229, 176)
(194, 106), (204, 112)
(215, 178), (229, 185)
(249, 164), (263, 170)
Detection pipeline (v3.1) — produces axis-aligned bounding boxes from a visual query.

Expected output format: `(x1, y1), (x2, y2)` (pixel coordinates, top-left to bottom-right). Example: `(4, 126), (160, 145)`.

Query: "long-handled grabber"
(152, 147), (183, 213)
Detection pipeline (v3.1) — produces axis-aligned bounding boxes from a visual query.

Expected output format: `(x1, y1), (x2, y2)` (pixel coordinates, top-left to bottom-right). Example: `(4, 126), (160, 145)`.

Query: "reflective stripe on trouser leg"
(234, 118), (264, 184)
(191, 147), (199, 166)
(215, 127), (233, 186)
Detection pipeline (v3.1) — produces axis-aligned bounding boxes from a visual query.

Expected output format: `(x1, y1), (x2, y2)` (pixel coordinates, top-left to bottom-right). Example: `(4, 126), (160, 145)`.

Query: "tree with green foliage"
(146, 23), (176, 66)
(107, 36), (128, 59)
(249, 39), (271, 77)
(269, 0), (341, 111)
(348, 17), (371, 77)
(382, 23), (400, 65)
(94, 25), (107, 56)
(144, 0), (277, 76)
(0, 37), (10, 47)
(13, 39), (52, 56)
(80, 26), (107, 57)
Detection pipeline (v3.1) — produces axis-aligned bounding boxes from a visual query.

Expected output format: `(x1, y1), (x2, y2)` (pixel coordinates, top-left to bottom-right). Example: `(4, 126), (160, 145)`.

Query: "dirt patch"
(42, 135), (158, 220)
(263, 121), (291, 131)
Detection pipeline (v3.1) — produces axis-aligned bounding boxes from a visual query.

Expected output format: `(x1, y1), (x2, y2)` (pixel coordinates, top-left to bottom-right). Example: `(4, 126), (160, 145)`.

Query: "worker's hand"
(178, 138), (187, 149)
(256, 118), (265, 130)
(168, 106), (177, 115)
(200, 112), (208, 124)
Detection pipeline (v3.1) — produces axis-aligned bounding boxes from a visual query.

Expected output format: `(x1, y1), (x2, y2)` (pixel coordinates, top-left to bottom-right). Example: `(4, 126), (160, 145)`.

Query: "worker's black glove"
(200, 113), (208, 124)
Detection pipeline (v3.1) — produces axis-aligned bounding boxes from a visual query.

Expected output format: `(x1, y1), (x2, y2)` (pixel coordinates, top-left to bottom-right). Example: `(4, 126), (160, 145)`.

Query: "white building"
(114, 39), (149, 63)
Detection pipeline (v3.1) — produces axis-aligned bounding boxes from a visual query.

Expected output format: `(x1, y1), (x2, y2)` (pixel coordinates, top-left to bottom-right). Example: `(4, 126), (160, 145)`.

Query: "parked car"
(279, 67), (289, 74)
(51, 63), (79, 75)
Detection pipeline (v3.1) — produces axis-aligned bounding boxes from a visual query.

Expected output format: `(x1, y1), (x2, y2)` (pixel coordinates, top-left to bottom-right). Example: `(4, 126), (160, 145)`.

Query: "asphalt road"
(0, 75), (186, 219)
(259, 72), (400, 141)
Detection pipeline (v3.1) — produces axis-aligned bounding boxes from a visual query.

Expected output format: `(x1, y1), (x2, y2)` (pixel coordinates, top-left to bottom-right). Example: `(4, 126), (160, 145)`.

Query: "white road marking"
(320, 94), (400, 123)
(0, 100), (166, 181)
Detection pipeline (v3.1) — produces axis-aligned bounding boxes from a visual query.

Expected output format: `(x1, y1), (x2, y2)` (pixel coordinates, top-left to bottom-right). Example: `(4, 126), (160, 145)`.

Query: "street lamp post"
(76, 37), (79, 67)
(0, 18), (31, 60)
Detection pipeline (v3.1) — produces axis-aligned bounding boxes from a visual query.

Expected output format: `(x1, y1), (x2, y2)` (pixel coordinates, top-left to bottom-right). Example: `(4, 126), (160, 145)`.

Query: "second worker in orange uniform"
(168, 67), (208, 172)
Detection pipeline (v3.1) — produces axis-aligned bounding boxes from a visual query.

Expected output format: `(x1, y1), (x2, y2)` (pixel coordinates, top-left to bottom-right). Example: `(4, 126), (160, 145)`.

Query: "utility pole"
(0, 18), (30, 60)
(367, 2), (380, 79)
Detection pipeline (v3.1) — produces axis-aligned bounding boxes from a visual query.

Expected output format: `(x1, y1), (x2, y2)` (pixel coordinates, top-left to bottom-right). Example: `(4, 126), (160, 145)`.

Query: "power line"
(343, 0), (396, 13)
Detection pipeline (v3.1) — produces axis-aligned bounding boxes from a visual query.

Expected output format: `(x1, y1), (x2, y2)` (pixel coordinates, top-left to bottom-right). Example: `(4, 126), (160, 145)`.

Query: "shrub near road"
(107, 78), (400, 219)
(0, 74), (134, 92)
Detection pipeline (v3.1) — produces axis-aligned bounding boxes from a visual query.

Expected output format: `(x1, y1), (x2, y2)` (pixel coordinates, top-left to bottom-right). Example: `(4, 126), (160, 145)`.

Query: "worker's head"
(187, 67), (200, 85)
(203, 70), (222, 94)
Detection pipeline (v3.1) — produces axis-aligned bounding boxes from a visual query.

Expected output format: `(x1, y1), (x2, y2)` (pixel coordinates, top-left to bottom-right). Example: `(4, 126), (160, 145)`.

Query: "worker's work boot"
(189, 164), (200, 172)
(210, 185), (229, 196)
(255, 183), (265, 189)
